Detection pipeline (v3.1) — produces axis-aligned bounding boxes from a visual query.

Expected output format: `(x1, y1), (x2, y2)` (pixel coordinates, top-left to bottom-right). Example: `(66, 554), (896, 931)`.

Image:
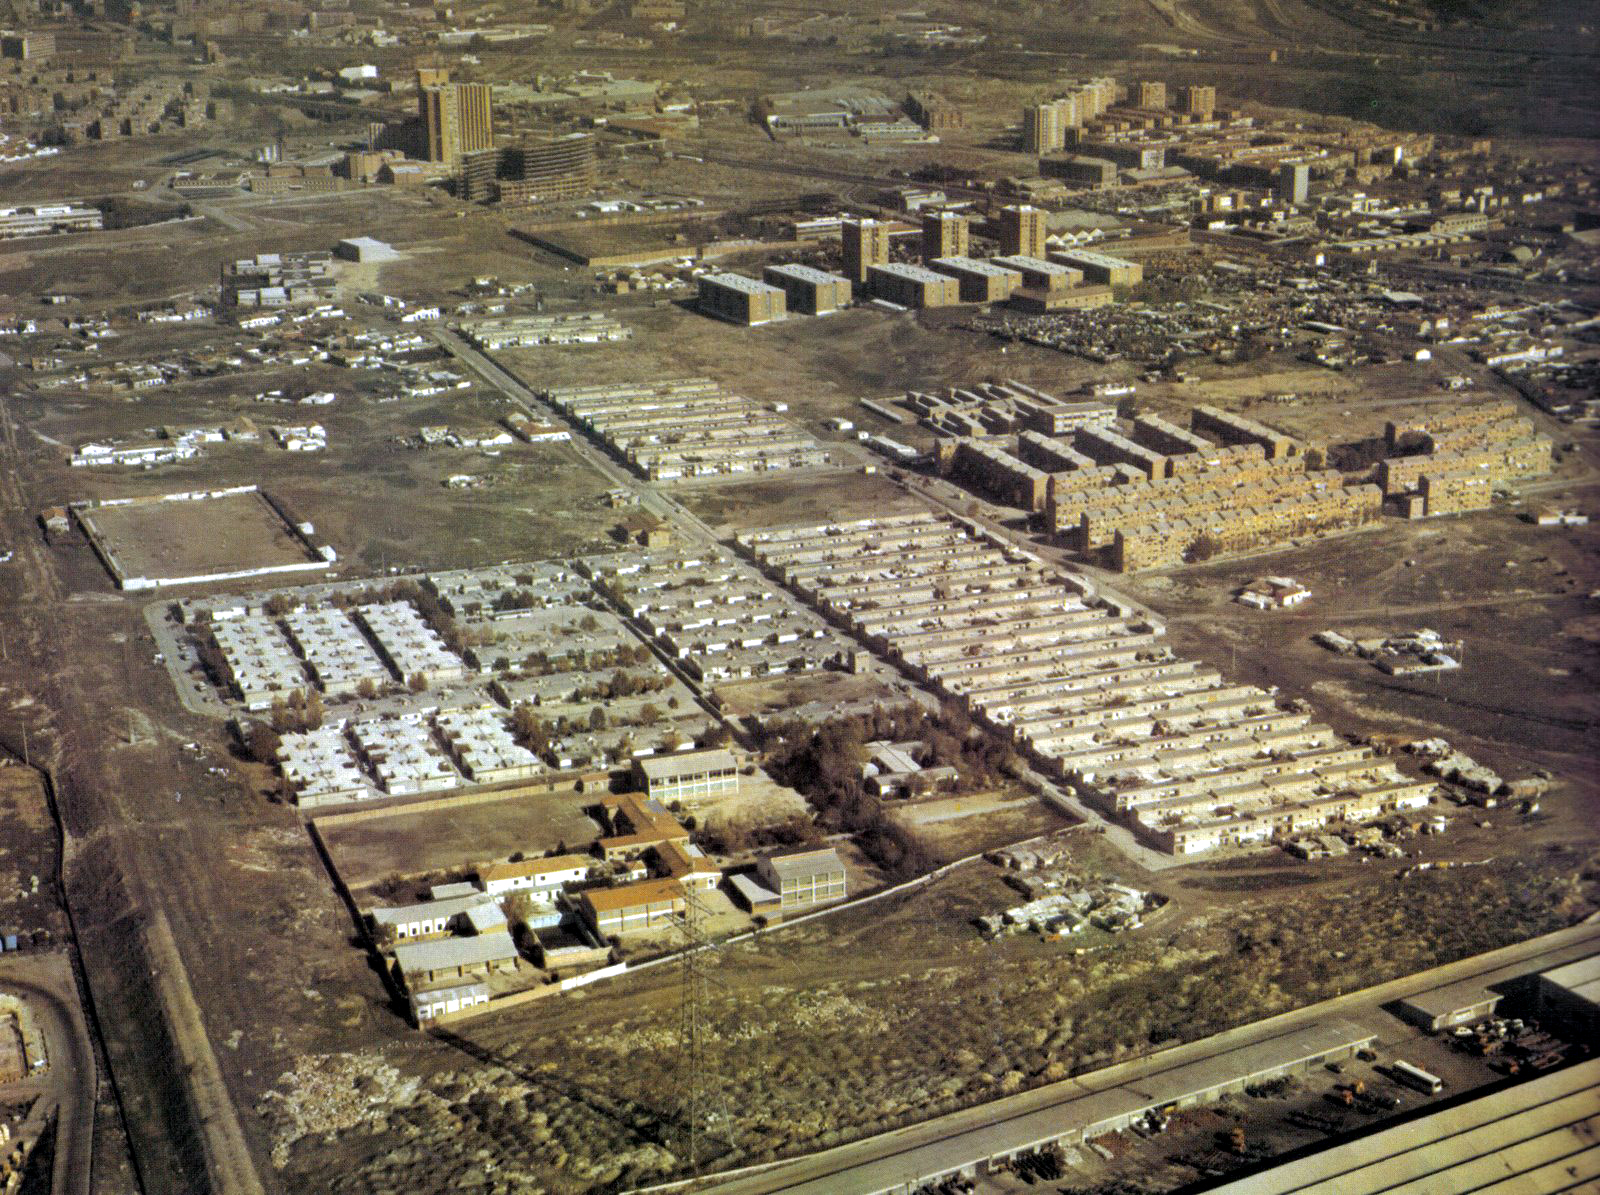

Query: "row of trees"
(754, 700), (1023, 792)
(514, 643), (655, 678)
(508, 701), (703, 761)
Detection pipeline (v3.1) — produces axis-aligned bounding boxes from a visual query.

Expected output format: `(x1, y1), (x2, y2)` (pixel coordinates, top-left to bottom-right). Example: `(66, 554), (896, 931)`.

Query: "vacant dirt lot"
(0, 763), (66, 939)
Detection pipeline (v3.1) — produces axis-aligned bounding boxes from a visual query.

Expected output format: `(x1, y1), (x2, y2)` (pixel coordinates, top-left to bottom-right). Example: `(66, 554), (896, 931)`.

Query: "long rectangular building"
(867, 263), (961, 308)
(1048, 248), (1142, 286)
(698, 272), (787, 325)
(544, 378), (832, 481)
(761, 264), (852, 315)
(928, 257), (1023, 303)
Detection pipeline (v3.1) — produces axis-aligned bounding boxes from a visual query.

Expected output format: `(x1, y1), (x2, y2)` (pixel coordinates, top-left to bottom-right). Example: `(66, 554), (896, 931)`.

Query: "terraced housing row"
(739, 512), (1434, 856)
(541, 377), (832, 481)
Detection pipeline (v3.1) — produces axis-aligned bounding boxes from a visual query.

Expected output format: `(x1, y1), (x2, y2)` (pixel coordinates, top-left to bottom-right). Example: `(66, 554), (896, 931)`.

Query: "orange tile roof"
(580, 877), (685, 912)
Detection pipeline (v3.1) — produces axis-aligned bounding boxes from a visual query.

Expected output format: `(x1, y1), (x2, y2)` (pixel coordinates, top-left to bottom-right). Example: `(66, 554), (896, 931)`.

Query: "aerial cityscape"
(0, 0), (1596, 1193)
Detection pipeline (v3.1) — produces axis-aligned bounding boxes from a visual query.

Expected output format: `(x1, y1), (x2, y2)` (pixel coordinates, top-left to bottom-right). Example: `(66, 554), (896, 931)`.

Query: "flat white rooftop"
(992, 254), (1073, 274)
(764, 263), (851, 285)
(703, 273), (785, 295)
(869, 263), (955, 284)
(1052, 248), (1137, 268)
(931, 257), (1022, 278)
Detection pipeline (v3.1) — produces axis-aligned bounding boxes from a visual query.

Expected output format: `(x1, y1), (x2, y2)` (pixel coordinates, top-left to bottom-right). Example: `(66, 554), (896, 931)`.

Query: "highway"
(702, 920), (1600, 1195)
(0, 953), (96, 1195)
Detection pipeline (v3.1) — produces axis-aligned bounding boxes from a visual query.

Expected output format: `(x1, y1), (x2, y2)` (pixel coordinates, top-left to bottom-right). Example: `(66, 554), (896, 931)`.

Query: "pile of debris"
(1315, 628), (1462, 675)
(256, 1052), (420, 1168)
(977, 862), (1162, 940)
(1405, 739), (1549, 808)
(986, 836), (1070, 872)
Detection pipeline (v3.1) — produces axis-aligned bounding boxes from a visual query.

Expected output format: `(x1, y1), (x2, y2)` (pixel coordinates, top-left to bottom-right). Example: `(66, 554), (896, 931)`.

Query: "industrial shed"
(738, 1018), (1380, 1193)
(392, 934), (522, 988)
(1534, 953), (1600, 1039)
(409, 980), (489, 1025)
(1395, 979), (1503, 1031)
(1070, 1019), (1378, 1140)
(1203, 1056), (1600, 1195)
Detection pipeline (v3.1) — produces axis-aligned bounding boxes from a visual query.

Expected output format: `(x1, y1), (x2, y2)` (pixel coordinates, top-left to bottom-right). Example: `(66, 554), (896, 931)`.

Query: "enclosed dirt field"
(80, 490), (319, 583)
(315, 792), (604, 900)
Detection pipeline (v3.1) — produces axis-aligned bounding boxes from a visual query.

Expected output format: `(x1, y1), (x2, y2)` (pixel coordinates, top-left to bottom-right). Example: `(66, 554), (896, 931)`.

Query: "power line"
(673, 885), (735, 1176)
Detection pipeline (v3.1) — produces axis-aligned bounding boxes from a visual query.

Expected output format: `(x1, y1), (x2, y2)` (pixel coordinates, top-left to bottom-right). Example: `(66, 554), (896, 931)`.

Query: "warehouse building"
(1204, 1057), (1600, 1195)
(1395, 980), (1504, 1031)
(393, 934), (522, 988)
(762, 263), (853, 315)
(410, 980), (489, 1024)
(728, 873), (783, 917)
(370, 893), (496, 942)
(0, 203), (103, 239)
(698, 272), (787, 325)
(1008, 284), (1114, 312)
(334, 236), (400, 263)
(1533, 954), (1600, 1040)
(929, 257), (1023, 303)
(1040, 154), (1119, 188)
(867, 262), (961, 308)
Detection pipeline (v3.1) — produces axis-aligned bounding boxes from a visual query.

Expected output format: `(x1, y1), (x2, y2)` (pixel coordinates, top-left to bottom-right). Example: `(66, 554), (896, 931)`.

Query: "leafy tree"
(502, 891), (534, 926)
(243, 721), (281, 764)
(300, 690), (323, 730)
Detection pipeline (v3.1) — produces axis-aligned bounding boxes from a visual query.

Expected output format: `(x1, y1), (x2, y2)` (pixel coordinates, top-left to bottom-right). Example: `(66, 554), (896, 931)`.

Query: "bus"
(1392, 1060), (1444, 1095)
